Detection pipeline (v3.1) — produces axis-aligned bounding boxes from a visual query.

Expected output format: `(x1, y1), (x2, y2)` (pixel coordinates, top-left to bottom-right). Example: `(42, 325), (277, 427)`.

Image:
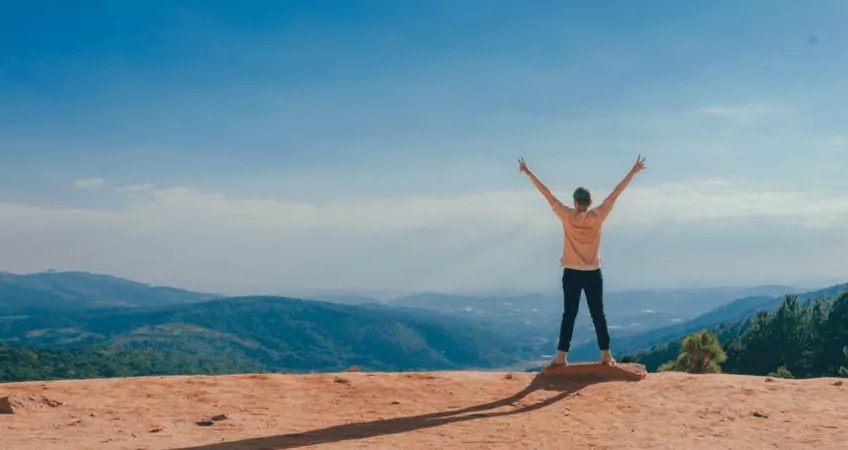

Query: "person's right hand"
(518, 157), (529, 174)
(631, 155), (647, 174)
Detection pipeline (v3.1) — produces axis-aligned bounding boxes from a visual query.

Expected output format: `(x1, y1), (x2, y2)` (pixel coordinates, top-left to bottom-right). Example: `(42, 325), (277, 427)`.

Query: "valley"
(0, 270), (844, 380)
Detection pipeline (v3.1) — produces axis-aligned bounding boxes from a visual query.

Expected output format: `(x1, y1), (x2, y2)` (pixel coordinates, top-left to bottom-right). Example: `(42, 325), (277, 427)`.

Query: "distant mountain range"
(1, 270), (840, 379)
(0, 271), (537, 373)
(348, 285), (803, 351)
(383, 286), (802, 323)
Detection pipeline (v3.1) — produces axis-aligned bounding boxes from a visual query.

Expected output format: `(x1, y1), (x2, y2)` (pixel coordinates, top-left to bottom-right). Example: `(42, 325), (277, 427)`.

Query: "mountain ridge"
(0, 270), (221, 311)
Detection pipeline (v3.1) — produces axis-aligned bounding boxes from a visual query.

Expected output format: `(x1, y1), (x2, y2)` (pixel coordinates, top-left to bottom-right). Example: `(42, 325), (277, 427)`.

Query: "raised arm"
(601, 155), (646, 209)
(518, 158), (570, 215)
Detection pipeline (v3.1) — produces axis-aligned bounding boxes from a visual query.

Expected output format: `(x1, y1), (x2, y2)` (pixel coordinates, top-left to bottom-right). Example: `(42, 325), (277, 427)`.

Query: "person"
(518, 155), (646, 368)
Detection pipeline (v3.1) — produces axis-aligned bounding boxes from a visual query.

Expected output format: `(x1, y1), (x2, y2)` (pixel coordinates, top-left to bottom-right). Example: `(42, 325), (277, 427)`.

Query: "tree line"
(0, 344), (261, 383)
(625, 291), (848, 378)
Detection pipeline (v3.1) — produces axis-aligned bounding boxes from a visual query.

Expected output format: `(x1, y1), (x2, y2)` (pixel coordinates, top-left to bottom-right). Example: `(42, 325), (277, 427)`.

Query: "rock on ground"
(0, 394), (63, 414)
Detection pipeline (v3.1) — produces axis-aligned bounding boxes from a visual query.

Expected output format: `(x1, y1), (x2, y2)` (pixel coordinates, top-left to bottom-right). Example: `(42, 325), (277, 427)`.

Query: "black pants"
(557, 268), (611, 352)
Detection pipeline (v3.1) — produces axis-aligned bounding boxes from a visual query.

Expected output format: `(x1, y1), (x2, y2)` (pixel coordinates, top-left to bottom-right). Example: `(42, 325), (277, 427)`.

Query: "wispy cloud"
(1, 178), (846, 293)
(71, 178), (105, 189)
(116, 180), (848, 232)
(7, 178), (847, 233)
(690, 104), (777, 120)
(115, 183), (153, 192)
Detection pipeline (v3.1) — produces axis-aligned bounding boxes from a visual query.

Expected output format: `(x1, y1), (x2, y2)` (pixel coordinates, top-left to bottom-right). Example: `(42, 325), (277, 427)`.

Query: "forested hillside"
(624, 291), (848, 379)
(0, 296), (535, 378)
(570, 283), (848, 362)
(0, 343), (262, 382)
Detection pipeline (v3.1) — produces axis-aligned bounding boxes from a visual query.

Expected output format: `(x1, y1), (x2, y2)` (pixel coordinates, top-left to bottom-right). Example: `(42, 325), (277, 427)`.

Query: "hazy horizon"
(3, 268), (843, 300)
(2, 1), (847, 294)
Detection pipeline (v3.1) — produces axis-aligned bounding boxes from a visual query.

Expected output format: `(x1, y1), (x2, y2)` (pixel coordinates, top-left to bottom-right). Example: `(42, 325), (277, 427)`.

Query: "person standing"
(518, 155), (646, 367)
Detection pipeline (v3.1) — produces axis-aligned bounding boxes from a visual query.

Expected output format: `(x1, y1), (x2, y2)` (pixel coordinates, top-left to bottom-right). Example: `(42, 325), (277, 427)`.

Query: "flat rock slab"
(0, 395), (63, 414)
(541, 362), (647, 381)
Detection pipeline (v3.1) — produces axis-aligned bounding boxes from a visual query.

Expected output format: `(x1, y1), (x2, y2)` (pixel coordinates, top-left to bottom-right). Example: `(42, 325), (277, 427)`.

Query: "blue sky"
(1, 1), (847, 295)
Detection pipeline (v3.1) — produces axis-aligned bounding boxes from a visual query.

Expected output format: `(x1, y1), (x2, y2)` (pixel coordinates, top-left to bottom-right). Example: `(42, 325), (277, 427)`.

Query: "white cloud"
(7, 178), (848, 234)
(690, 104), (777, 120)
(1, 179), (847, 294)
(604, 180), (848, 230)
(115, 183), (154, 192)
(0, 201), (111, 227)
(828, 135), (848, 148)
(71, 178), (105, 189)
(99, 179), (848, 233)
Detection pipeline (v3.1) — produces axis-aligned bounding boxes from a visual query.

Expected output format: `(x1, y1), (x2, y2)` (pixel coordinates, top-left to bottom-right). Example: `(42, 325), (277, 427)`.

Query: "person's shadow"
(175, 372), (637, 450)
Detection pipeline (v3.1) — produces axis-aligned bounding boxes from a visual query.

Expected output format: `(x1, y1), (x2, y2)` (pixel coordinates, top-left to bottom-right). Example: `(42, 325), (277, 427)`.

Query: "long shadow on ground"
(176, 371), (640, 450)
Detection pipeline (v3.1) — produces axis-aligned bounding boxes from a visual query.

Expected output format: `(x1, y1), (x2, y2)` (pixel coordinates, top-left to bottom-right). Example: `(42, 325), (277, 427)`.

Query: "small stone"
(196, 420), (215, 427)
(333, 377), (350, 384)
(765, 378), (774, 382)
(391, 401), (401, 405)
(504, 373), (514, 380)
(210, 414), (229, 422)
(150, 428), (163, 433)
(751, 412), (769, 419)
(0, 395), (63, 414)
(832, 380), (843, 387)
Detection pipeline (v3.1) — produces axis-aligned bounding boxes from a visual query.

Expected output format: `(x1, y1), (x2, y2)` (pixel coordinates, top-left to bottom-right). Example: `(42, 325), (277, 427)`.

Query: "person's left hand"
(631, 155), (647, 174)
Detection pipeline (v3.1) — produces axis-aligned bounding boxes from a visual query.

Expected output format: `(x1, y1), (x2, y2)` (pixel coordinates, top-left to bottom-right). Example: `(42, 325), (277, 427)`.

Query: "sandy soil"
(1, 365), (846, 450)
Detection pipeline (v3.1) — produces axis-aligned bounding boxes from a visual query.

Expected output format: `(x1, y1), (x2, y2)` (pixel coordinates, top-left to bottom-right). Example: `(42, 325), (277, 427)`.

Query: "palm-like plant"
(669, 330), (727, 374)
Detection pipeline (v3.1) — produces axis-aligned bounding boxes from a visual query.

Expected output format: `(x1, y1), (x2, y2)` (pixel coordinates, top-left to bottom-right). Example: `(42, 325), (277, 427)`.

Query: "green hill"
(0, 296), (535, 376)
(0, 271), (220, 311)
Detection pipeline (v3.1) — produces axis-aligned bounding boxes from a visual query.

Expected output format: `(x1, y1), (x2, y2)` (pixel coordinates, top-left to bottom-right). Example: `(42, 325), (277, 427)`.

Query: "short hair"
(573, 187), (592, 205)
